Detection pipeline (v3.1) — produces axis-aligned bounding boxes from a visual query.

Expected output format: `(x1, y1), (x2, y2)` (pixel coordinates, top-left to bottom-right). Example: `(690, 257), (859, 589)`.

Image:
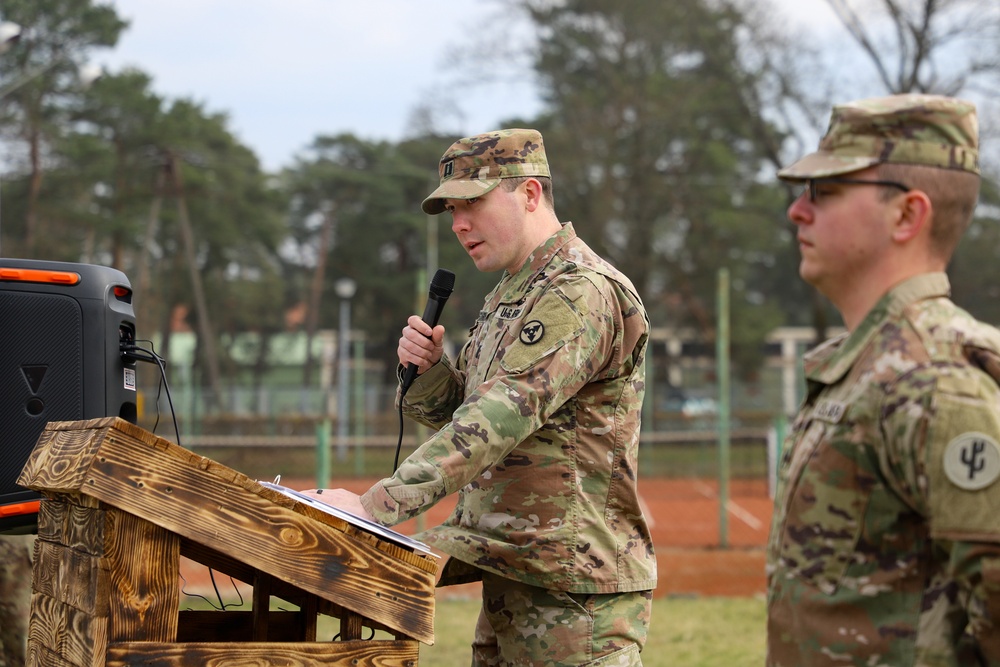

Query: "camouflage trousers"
(472, 571), (652, 666)
(0, 534), (34, 667)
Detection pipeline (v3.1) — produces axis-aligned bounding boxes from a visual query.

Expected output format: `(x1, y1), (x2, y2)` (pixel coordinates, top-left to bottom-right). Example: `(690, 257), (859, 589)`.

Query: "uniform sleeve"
(396, 349), (467, 431)
(362, 275), (618, 526)
(883, 363), (1000, 662)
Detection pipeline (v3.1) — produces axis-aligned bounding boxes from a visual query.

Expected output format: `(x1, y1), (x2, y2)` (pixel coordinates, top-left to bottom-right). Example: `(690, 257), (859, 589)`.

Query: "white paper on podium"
(259, 481), (438, 557)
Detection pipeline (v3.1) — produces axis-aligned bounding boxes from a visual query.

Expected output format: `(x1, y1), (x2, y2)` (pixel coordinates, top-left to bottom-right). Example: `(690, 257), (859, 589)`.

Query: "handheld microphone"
(401, 268), (455, 396)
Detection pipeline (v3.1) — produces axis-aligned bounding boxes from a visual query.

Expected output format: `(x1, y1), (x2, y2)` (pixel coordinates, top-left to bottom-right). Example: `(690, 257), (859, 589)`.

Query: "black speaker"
(0, 259), (138, 533)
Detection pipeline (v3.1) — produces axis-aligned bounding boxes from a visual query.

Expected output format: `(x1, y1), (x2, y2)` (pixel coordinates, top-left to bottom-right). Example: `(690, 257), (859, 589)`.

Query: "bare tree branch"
(826, 0), (1000, 97)
(827, 0), (897, 90)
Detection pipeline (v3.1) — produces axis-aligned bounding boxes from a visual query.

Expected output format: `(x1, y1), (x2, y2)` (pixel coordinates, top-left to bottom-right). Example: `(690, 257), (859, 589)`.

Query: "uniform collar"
(489, 223), (577, 305)
(805, 272), (951, 385)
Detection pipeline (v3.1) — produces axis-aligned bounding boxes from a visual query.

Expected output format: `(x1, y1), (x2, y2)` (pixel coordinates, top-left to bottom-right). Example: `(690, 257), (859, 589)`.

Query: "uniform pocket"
(772, 419), (874, 594)
(582, 644), (642, 666)
(980, 557), (1000, 658)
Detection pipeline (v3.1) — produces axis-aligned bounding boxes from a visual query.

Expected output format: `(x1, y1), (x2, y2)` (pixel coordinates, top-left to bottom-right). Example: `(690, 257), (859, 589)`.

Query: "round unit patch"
(519, 320), (545, 345)
(943, 432), (1000, 491)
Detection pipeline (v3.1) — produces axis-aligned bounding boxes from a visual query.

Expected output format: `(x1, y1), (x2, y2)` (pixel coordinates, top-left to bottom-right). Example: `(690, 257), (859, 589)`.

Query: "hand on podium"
(300, 488), (375, 523)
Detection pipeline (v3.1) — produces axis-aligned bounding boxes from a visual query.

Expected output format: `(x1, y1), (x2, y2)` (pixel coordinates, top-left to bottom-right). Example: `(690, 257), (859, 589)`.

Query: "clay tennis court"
(377, 476), (772, 598)
(180, 476), (772, 599)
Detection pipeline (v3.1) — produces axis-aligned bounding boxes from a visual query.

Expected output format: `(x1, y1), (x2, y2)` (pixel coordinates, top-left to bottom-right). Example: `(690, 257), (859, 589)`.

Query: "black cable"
(151, 363), (165, 435)
(124, 341), (236, 615)
(123, 339), (181, 447)
(152, 351), (181, 447)
(178, 570), (245, 611)
(393, 399), (405, 472)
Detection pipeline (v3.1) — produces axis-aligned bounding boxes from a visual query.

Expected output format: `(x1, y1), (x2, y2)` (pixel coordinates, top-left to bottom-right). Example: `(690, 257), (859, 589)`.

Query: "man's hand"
(300, 488), (375, 523)
(397, 314), (446, 376)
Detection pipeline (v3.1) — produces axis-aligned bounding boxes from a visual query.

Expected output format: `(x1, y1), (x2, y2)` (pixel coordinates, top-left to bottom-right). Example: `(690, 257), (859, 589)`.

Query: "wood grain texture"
(71, 421), (434, 642)
(36, 497), (105, 555)
(104, 509), (180, 642)
(104, 640), (419, 667)
(24, 417), (436, 665)
(18, 419), (113, 493)
(26, 592), (108, 667)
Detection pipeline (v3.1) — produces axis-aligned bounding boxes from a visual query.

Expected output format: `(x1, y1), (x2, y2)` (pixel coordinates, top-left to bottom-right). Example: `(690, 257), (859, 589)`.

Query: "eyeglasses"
(801, 177), (910, 203)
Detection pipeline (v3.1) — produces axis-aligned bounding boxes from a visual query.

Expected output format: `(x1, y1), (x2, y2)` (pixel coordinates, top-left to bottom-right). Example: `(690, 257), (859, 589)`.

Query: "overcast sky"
(100, 0), (841, 173)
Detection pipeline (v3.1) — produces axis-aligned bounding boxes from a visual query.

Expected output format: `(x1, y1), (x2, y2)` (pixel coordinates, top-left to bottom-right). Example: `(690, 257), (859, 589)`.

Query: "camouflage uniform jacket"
(767, 273), (1000, 666)
(361, 223), (657, 594)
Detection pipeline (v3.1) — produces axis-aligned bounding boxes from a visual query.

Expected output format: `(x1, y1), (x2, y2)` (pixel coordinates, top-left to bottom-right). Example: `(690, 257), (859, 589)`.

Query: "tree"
(826, 0), (1000, 97)
(148, 99), (286, 403)
(0, 0), (126, 256)
(823, 0), (1000, 325)
(39, 69), (164, 269)
(723, 0), (846, 343)
(503, 0), (792, 375)
(281, 133), (445, 386)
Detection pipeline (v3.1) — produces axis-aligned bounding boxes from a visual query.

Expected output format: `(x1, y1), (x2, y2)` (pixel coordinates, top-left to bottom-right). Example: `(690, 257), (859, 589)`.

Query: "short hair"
(877, 163), (980, 260)
(500, 175), (555, 210)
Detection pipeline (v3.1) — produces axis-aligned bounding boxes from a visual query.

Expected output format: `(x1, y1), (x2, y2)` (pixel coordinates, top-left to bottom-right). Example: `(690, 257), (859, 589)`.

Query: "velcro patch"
(943, 433), (1000, 490)
(500, 291), (584, 374)
(519, 320), (544, 345)
(928, 384), (1000, 542)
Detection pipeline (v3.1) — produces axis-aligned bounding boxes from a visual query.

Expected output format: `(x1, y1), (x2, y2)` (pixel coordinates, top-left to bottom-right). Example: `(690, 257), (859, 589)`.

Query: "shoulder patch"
(519, 320), (544, 345)
(500, 291), (585, 374)
(928, 386), (1000, 542)
(943, 433), (1000, 491)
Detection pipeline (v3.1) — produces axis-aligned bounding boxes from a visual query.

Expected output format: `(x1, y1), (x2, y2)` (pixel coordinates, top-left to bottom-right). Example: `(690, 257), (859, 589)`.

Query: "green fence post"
(717, 268), (731, 549)
(353, 338), (366, 477)
(642, 355), (652, 436)
(770, 412), (788, 498)
(317, 419), (331, 489)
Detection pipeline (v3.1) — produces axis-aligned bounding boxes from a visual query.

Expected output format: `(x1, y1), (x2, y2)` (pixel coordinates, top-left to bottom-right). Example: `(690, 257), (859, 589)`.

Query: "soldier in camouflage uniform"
(767, 94), (1000, 665)
(307, 129), (655, 666)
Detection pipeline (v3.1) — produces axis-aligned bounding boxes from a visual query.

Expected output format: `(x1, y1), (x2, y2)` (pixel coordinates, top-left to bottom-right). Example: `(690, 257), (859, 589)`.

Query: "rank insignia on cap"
(519, 320), (544, 345)
(443, 160), (454, 179)
(943, 432), (1000, 491)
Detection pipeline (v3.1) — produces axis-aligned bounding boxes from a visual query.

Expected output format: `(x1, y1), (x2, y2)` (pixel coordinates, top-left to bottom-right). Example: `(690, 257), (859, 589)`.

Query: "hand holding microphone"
(400, 268), (455, 396)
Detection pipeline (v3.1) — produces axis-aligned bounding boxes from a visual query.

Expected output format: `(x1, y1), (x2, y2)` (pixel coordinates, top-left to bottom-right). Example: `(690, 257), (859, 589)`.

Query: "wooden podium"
(17, 417), (438, 667)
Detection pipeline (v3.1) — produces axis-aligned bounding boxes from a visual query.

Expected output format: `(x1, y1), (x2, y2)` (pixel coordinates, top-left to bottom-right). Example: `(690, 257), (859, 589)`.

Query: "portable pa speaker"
(0, 259), (138, 533)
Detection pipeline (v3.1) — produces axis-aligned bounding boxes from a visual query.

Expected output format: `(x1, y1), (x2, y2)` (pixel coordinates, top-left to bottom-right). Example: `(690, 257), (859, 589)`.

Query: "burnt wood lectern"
(17, 417), (437, 667)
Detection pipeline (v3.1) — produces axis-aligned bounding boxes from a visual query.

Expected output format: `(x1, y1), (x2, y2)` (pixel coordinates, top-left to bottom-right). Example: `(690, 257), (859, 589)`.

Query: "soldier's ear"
(523, 178), (544, 213)
(891, 189), (932, 245)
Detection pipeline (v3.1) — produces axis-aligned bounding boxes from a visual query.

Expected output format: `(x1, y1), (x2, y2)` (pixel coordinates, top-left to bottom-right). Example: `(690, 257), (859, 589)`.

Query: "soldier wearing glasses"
(767, 94), (1000, 665)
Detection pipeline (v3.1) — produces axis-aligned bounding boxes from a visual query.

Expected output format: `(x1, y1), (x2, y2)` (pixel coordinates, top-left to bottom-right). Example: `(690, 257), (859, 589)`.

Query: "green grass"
(421, 595), (767, 666)
(181, 592), (766, 665)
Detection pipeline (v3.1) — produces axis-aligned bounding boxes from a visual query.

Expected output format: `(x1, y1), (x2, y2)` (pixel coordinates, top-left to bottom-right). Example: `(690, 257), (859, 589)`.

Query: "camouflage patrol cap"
(778, 93), (979, 181)
(421, 128), (550, 215)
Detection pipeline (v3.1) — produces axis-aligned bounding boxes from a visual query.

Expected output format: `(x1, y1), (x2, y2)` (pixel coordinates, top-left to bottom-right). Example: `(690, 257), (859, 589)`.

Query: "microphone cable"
(394, 398), (404, 472)
(394, 268), (455, 473)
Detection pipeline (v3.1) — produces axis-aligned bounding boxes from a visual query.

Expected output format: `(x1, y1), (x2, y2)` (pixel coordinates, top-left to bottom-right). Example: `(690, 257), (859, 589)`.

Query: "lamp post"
(335, 277), (356, 462)
(0, 22), (20, 53)
(0, 19), (102, 98)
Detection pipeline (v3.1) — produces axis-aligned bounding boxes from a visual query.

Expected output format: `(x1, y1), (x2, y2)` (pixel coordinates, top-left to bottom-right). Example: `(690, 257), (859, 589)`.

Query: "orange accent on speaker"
(0, 267), (81, 285)
(0, 500), (41, 517)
